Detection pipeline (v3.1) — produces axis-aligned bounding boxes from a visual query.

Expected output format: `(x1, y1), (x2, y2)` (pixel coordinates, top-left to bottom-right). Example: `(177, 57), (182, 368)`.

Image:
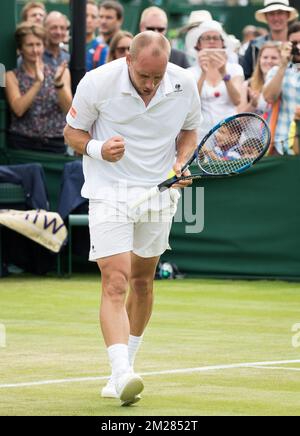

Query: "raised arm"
(5, 69), (43, 118)
(54, 63), (73, 114)
(263, 42), (292, 104)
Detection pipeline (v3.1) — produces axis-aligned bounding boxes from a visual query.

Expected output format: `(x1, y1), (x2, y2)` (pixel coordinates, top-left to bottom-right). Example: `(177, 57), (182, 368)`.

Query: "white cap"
(187, 10), (213, 27)
(180, 10), (213, 33)
(186, 20), (228, 57)
(255, 0), (299, 24)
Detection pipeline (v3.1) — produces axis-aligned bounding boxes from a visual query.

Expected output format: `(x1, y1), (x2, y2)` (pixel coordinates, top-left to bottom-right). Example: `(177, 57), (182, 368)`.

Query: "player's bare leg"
(98, 252), (144, 405)
(127, 253), (160, 336)
(98, 253), (131, 346)
(125, 254), (160, 373)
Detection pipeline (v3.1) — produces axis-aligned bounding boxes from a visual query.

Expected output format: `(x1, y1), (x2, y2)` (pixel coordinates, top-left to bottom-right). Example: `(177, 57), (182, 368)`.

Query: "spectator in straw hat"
(241, 0), (298, 79)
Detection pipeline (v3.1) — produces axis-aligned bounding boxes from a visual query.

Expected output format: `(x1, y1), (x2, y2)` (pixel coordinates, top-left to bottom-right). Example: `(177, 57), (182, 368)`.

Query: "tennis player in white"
(64, 32), (201, 406)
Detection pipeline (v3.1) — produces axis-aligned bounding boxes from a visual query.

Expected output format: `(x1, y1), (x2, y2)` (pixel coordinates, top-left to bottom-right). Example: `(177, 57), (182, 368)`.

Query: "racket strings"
(198, 116), (269, 175)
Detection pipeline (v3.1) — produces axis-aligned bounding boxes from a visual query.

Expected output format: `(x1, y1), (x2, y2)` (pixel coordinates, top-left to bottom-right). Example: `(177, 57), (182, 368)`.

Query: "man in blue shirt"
(86, 0), (109, 71)
(44, 11), (70, 68)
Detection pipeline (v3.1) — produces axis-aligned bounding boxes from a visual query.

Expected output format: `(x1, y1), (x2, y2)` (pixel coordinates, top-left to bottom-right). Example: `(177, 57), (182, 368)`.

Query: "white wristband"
(86, 139), (104, 160)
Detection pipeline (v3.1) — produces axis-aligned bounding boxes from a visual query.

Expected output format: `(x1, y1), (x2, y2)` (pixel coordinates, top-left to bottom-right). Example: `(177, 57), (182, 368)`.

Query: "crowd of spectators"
(2, 0), (300, 156)
(1, 0), (299, 275)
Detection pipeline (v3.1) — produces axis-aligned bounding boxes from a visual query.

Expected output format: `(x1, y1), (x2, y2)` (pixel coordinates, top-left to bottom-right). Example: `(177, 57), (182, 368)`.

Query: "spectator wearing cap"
(140, 6), (190, 68)
(241, 0), (298, 80)
(182, 10), (213, 64)
(182, 10), (213, 33)
(188, 20), (244, 140)
(263, 22), (300, 155)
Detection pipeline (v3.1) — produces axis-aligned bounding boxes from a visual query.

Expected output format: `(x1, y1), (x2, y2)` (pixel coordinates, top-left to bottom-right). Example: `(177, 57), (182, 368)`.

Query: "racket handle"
(130, 186), (160, 210)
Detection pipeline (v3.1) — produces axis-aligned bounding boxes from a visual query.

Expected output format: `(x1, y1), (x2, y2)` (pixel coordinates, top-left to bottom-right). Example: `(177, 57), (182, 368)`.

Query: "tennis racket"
(131, 112), (271, 209)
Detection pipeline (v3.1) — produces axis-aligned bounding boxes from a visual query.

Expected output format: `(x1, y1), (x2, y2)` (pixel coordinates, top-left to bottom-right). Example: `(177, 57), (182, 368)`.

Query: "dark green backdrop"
(166, 156), (300, 280)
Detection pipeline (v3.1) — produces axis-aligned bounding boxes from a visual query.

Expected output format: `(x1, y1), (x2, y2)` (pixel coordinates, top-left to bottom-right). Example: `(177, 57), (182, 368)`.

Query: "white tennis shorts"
(88, 188), (180, 260)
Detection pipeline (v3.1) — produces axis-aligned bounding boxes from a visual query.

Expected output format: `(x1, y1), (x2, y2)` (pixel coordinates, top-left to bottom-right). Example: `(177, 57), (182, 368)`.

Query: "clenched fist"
(101, 136), (125, 162)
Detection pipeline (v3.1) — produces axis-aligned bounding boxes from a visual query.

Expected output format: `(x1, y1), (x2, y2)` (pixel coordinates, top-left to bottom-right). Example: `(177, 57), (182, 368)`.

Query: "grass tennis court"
(0, 276), (300, 416)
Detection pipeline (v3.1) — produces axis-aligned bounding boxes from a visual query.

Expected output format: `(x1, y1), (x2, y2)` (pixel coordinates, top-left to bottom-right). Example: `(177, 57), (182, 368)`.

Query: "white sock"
(128, 334), (143, 368)
(107, 344), (130, 380)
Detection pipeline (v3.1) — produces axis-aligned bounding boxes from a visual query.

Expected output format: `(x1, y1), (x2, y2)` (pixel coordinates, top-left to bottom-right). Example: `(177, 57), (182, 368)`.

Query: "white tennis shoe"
(101, 376), (143, 405)
(101, 378), (118, 399)
(116, 373), (144, 407)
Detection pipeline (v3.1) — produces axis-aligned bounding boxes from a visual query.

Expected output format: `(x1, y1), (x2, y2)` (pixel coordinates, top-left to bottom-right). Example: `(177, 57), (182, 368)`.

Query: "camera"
(291, 42), (300, 62)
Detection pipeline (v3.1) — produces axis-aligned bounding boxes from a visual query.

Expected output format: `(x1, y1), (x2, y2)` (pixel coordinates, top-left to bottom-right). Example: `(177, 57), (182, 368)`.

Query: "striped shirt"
(266, 64), (300, 155)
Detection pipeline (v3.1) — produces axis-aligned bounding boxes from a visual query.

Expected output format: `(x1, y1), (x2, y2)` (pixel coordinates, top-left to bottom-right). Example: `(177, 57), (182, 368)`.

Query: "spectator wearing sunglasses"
(140, 6), (190, 69)
(107, 31), (134, 62)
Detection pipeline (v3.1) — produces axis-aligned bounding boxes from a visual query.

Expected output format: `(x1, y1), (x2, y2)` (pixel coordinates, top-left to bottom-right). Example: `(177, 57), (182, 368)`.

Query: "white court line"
(251, 366), (300, 372)
(0, 359), (300, 389)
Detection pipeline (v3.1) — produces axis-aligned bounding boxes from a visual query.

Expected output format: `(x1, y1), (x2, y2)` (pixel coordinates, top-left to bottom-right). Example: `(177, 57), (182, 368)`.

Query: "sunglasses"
(145, 27), (166, 33)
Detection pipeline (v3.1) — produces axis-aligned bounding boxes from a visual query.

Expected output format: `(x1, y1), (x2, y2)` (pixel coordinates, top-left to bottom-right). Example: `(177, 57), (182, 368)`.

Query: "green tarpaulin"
(168, 156), (300, 281)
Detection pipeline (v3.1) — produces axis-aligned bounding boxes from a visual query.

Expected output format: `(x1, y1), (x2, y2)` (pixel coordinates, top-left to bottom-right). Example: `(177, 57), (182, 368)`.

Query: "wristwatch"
(223, 74), (231, 82)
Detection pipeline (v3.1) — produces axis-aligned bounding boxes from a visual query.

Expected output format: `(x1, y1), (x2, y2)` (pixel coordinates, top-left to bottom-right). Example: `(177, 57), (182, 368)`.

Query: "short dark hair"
(288, 22), (300, 38)
(99, 1), (124, 20)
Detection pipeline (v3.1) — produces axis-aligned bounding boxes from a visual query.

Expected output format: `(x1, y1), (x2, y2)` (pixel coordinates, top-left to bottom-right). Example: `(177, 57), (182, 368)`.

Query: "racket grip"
(130, 186), (160, 210)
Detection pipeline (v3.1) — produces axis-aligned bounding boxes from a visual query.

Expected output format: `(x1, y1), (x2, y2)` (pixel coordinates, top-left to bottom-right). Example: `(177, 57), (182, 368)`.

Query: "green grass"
(0, 276), (300, 416)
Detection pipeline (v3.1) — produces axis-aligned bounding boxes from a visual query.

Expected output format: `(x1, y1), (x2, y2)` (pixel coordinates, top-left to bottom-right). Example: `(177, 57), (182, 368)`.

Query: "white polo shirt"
(66, 58), (201, 200)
